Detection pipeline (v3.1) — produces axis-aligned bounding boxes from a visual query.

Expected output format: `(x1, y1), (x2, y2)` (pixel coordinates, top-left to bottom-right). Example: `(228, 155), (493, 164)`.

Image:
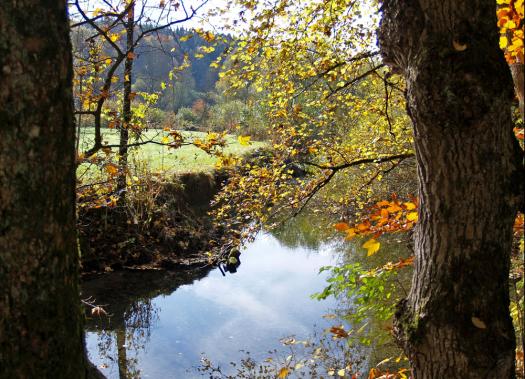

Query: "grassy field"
(78, 128), (264, 175)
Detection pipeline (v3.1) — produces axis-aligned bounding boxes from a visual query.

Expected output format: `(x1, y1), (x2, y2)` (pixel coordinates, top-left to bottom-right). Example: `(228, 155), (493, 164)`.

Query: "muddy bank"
(79, 171), (228, 274)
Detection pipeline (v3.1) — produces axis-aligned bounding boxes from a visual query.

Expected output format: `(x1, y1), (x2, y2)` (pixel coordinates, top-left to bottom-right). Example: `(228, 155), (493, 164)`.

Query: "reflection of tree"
(90, 297), (158, 378)
(316, 234), (412, 373)
(270, 210), (334, 250)
(116, 328), (128, 379)
(83, 268), (210, 378)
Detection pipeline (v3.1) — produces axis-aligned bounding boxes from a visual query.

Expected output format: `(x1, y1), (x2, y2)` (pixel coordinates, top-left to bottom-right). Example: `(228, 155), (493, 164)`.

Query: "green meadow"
(78, 128), (264, 176)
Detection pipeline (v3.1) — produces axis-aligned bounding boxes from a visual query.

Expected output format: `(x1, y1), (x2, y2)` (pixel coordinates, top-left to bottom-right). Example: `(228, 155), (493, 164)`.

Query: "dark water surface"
(84, 232), (343, 378)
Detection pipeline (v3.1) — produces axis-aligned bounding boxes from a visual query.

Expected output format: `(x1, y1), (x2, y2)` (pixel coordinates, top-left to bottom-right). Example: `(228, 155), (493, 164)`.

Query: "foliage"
(497, 0), (524, 64)
(207, 0), (415, 250)
(313, 262), (398, 341)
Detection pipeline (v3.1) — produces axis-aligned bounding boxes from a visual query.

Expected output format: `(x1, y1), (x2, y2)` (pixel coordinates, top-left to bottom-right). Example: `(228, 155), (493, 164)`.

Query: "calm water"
(84, 232), (344, 378)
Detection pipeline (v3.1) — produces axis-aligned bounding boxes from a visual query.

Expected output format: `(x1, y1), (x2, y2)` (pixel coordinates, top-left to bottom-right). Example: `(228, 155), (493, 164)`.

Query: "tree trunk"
(378, 0), (523, 377)
(117, 1), (135, 203)
(0, 2), (98, 377)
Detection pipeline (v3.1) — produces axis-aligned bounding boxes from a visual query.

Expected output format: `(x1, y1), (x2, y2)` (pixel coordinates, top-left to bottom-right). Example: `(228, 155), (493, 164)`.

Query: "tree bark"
(0, 1), (99, 377)
(378, 0), (523, 377)
(117, 1), (135, 203)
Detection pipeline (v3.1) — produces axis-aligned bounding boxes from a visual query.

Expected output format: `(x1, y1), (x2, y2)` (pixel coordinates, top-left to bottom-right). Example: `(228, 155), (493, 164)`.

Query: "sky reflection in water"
(86, 232), (340, 378)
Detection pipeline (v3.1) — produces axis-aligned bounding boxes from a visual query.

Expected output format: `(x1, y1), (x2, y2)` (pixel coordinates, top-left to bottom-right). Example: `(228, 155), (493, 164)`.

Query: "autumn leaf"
(363, 238), (380, 256)
(376, 200), (391, 207)
(238, 135), (251, 146)
(452, 40), (468, 51)
(329, 326), (349, 339)
(277, 367), (290, 378)
(105, 163), (118, 175)
(91, 306), (107, 316)
(500, 35), (509, 49)
(407, 212), (418, 222)
(471, 316), (487, 329)
(357, 222), (370, 232)
(345, 228), (356, 240)
(403, 201), (416, 210)
(334, 222), (350, 231)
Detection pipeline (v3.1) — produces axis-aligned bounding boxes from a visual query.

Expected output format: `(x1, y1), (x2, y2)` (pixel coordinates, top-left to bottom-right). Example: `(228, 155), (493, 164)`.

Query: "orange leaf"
(357, 222), (370, 232)
(105, 163), (118, 175)
(335, 222), (350, 231)
(277, 367), (290, 378)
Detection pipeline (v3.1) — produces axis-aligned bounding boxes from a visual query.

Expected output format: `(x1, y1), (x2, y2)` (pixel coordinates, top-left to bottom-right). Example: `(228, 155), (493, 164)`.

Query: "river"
(83, 220), (409, 378)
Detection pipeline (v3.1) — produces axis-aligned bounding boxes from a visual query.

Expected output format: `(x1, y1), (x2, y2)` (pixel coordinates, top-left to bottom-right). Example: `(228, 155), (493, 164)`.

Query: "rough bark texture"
(0, 1), (93, 377)
(510, 63), (524, 119)
(378, 1), (523, 377)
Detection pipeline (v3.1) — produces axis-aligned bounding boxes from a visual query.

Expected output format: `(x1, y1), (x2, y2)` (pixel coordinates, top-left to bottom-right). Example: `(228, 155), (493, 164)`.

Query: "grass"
(78, 127), (264, 177)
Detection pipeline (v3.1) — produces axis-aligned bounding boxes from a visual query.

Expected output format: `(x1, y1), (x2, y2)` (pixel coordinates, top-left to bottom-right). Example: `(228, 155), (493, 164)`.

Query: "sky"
(69, 0), (240, 33)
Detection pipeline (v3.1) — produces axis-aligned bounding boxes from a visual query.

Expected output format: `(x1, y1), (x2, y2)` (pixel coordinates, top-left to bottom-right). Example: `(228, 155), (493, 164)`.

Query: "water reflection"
(270, 211), (335, 250)
(83, 268), (214, 378)
(84, 211), (411, 378)
(84, 234), (340, 378)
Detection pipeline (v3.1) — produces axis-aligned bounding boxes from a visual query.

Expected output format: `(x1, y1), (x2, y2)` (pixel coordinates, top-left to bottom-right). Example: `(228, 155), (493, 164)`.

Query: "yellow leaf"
(407, 212), (418, 222)
(277, 367), (290, 378)
(337, 368), (345, 376)
(404, 202), (416, 210)
(345, 228), (356, 240)
(160, 81), (166, 90)
(238, 135), (251, 146)
(500, 35), (509, 49)
(471, 316), (487, 329)
(363, 238), (380, 256)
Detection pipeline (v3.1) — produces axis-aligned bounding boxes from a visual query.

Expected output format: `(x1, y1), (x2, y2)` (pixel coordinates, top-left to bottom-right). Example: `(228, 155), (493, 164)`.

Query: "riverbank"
(78, 171), (227, 274)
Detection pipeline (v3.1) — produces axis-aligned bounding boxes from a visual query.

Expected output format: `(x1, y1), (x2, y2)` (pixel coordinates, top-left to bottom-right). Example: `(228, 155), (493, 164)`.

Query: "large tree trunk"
(378, 0), (523, 377)
(0, 2), (96, 377)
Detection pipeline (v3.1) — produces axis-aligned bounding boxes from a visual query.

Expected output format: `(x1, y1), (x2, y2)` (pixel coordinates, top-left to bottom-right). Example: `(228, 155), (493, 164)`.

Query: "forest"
(0, 0), (524, 378)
